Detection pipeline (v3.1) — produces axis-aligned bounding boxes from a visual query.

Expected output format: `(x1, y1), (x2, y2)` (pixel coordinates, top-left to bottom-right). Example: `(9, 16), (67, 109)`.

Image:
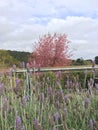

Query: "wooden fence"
(13, 66), (98, 73)
(13, 66), (98, 100)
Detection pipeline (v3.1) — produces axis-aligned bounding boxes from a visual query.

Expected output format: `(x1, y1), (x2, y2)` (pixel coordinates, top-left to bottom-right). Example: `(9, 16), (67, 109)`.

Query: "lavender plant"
(0, 70), (98, 130)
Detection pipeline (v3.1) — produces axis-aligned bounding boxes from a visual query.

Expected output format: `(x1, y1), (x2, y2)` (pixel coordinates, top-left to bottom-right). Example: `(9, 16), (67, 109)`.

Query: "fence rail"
(14, 66), (98, 73)
(12, 66), (98, 100)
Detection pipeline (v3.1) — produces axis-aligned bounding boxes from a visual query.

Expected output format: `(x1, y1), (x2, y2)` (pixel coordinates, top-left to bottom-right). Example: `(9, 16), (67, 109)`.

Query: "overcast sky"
(0, 0), (98, 59)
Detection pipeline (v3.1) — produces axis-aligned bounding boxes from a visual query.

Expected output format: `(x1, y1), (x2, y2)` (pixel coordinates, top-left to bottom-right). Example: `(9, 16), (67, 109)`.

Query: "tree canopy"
(95, 56), (98, 64)
(30, 33), (72, 67)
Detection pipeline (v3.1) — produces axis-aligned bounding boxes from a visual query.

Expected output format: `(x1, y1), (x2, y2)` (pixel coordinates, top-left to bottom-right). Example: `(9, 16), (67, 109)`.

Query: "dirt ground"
(0, 68), (9, 73)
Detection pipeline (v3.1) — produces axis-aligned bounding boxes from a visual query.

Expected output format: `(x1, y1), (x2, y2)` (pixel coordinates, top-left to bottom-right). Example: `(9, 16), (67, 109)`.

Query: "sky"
(0, 0), (98, 59)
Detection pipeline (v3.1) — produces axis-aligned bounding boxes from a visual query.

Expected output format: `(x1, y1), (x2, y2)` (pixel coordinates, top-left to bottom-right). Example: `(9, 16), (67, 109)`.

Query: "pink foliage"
(30, 33), (72, 67)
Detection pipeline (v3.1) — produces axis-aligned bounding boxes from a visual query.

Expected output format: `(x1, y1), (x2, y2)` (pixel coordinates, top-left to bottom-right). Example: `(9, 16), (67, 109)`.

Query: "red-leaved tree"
(30, 33), (72, 67)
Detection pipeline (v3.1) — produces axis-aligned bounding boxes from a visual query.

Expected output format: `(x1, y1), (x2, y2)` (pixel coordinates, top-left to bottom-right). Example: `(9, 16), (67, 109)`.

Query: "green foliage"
(0, 50), (13, 67)
(95, 56), (98, 64)
(40, 71), (56, 84)
(71, 58), (92, 66)
(0, 49), (30, 68)
(7, 50), (30, 63)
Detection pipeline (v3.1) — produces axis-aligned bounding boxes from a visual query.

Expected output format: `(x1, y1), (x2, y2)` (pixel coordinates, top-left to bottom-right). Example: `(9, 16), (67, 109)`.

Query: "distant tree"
(95, 56), (98, 64)
(71, 58), (92, 66)
(72, 58), (85, 66)
(30, 33), (71, 67)
(76, 58), (84, 65)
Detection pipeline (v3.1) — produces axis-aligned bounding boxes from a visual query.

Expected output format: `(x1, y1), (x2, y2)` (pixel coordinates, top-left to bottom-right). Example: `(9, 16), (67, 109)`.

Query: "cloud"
(0, 0), (98, 59)
(0, 0), (98, 20)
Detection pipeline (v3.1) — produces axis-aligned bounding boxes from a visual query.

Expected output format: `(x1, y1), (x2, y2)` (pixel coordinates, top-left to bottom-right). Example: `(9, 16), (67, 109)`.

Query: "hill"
(0, 49), (31, 68)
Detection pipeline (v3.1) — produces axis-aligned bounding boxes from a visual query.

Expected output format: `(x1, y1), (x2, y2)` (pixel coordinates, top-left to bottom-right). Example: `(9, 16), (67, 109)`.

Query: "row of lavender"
(0, 67), (98, 130)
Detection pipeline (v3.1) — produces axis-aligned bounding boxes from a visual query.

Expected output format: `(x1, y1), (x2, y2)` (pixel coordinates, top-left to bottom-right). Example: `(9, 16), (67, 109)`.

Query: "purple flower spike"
(42, 93), (45, 103)
(16, 116), (21, 125)
(9, 68), (13, 76)
(13, 64), (16, 70)
(21, 126), (25, 130)
(4, 97), (8, 103)
(21, 96), (27, 106)
(56, 71), (61, 78)
(64, 95), (69, 101)
(2, 97), (8, 117)
(26, 63), (30, 69)
(15, 116), (22, 130)
(85, 98), (90, 109)
(59, 89), (63, 96)
(0, 83), (5, 95)
(89, 118), (93, 130)
(53, 112), (60, 122)
(52, 127), (57, 130)
(64, 108), (67, 113)
(16, 79), (21, 86)
(34, 118), (39, 125)
(21, 61), (25, 68)
(95, 83), (98, 89)
(33, 118), (43, 130)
